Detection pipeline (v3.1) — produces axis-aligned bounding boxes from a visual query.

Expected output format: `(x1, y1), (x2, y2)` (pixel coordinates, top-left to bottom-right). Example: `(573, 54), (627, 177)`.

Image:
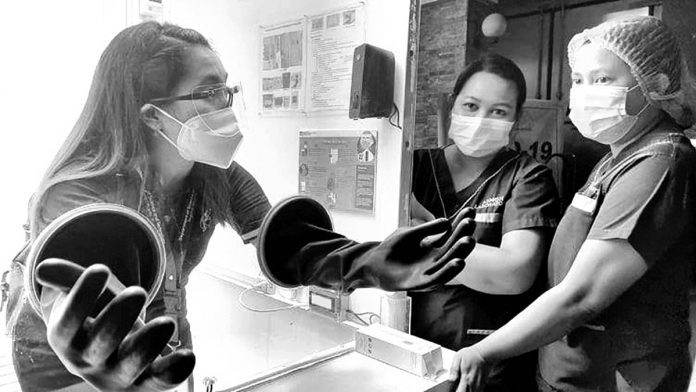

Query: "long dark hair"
(30, 22), (234, 236)
(451, 53), (527, 118)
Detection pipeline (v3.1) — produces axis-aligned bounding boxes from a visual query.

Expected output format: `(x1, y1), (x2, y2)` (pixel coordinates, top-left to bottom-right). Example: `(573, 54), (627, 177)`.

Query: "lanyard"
(427, 148), (518, 221)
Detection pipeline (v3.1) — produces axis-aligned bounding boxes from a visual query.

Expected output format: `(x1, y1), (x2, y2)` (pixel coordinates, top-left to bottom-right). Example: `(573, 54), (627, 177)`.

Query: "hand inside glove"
(258, 195), (477, 293)
(338, 206), (477, 292)
(36, 258), (195, 392)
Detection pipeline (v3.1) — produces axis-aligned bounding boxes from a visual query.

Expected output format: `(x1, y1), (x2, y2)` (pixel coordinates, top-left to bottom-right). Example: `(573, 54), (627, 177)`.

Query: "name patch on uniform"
(571, 193), (598, 214)
(474, 212), (502, 224)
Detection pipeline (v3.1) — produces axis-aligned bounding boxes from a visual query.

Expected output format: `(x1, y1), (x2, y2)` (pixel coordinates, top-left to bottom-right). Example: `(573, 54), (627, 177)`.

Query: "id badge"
(571, 192), (599, 215)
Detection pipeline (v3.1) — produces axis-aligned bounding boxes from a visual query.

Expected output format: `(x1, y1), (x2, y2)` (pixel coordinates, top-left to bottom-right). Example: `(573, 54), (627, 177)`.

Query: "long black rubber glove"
(35, 258), (195, 392)
(259, 196), (476, 292)
(300, 208), (475, 292)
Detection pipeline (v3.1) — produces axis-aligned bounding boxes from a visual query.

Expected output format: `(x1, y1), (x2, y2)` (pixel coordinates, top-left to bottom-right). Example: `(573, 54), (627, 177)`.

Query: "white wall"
(0, 0), (128, 263)
(168, 0), (412, 286)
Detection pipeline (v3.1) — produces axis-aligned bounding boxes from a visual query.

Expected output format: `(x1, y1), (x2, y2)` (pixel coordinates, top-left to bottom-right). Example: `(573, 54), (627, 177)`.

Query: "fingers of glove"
(112, 316), (177, 384)
(426, 208), (474, 249)
(404, 257), (464, 292)
(420, 232), (449, 249)
(35, 258), (86, 292)
(440, 217), (476, 251)
(82, 286), (147, 365)
(37, 258), (128, 301)
(424, 217), (470, 250)
(44, 264), (110, 352)
(135, 350), (196, 390)
(449, 207), (476, 229)
(400, 217), (450, 244)
(437, 236), (476, 266)
(416, 258), (465, 291)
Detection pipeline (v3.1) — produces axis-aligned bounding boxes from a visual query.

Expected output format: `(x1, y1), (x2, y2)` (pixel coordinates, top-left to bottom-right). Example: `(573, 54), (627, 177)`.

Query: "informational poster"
(259, 4), (365, 115)
(306, 6), (366, 111)
(298, 130), (377, 213)
(260, 20), (305, 113)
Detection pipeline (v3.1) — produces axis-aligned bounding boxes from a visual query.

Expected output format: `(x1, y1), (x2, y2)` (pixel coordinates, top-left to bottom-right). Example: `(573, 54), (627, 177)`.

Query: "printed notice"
(513, 99), (562, 191)
(306, 6), (365, 111)
(298, 130), (377, 213)
(260, 20), (305, 113)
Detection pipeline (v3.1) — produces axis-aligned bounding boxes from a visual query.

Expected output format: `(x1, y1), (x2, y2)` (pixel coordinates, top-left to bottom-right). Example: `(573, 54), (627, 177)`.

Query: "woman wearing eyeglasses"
(11, 21), (476, 392)
(9, 22), (270, 392)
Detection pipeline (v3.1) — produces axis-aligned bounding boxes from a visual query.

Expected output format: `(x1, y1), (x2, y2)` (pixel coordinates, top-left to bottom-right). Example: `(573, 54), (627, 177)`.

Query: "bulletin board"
(298, 129), (377, 214)
(259, 4), (366, 115)
(260, 20), (306, 113)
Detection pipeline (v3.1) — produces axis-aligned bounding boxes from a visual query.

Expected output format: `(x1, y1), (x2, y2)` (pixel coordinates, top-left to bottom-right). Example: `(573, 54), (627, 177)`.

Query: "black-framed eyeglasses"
(149, 84), (238, 109)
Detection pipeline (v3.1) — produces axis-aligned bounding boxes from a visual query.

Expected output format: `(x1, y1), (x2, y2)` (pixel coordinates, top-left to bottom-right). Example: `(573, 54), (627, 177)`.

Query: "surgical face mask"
(569, 85), (647, 145)
(448, 114), (514, 157)
(153, 106), (243, 169)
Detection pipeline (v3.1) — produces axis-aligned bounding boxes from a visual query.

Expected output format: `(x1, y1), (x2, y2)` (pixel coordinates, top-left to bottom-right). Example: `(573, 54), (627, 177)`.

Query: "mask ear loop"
(627, 85), (650, 118)
(625, 84), (649, 116)
(151, 106), (186, 150)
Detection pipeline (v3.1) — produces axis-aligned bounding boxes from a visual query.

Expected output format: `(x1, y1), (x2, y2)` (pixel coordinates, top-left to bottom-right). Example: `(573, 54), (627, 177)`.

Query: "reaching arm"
(450, 238), (648, 392)
(447, 228), (547, 295)
(474, 238), (647, 360)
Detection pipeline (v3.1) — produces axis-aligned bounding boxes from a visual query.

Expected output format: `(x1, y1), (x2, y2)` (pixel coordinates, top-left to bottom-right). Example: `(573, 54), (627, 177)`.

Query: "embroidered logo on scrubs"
(473, 196), (504, 209)
(200, 208), (212, 232)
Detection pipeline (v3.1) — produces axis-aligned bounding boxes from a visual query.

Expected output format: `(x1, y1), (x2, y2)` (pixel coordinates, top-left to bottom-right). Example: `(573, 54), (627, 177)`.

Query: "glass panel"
(7, 1), (413, 391)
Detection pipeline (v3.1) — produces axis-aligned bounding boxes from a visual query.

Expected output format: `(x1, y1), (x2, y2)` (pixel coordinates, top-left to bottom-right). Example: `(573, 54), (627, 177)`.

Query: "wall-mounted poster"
(298, 130), (377, 214)
(259, 4), (365, 115)
(260, 20), (305, 113)
(306, 6), (366, 112)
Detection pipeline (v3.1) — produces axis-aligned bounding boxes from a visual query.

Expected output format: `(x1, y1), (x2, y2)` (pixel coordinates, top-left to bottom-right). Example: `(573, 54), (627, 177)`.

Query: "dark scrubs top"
(410, 146), (559, 391)
(11, 162), (270, 392)
(538, 125), (696, 392)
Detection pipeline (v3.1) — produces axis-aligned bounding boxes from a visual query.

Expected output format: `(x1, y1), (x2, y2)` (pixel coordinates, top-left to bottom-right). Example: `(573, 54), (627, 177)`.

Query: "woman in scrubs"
(11, 21), (474, 392)
(410, 53), (560, 391)
(450, 16), (696, 392)
(11, 21), (271, 392)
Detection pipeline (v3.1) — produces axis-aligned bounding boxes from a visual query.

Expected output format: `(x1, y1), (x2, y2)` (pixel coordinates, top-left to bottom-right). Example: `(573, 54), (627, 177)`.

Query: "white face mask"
(569, 85), (647, 145)
(448, 114), (514, 157)
(153, 106), (244, 169)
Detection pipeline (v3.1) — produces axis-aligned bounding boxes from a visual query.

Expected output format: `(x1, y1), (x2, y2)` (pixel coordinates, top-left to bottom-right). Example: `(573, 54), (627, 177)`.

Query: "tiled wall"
(414, 0), (497, 148)
(415, 0), (467, 149)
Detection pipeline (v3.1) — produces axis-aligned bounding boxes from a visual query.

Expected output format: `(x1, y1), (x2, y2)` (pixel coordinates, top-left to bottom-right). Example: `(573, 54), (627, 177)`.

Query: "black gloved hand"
(36, 258), (195, 392)
(347, 206), (476, 291)
(257, 196), (476, 293)
(297, 206), (476, 292)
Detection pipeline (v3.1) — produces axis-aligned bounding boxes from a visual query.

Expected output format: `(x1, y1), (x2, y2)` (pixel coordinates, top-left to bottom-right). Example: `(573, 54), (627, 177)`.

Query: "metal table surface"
(224, 343), (456, 392)
(187, 271), (356, 389)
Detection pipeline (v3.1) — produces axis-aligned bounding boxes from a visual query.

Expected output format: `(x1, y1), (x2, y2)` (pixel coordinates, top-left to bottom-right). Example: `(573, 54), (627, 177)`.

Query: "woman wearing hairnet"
(449, 16), (696, 392)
